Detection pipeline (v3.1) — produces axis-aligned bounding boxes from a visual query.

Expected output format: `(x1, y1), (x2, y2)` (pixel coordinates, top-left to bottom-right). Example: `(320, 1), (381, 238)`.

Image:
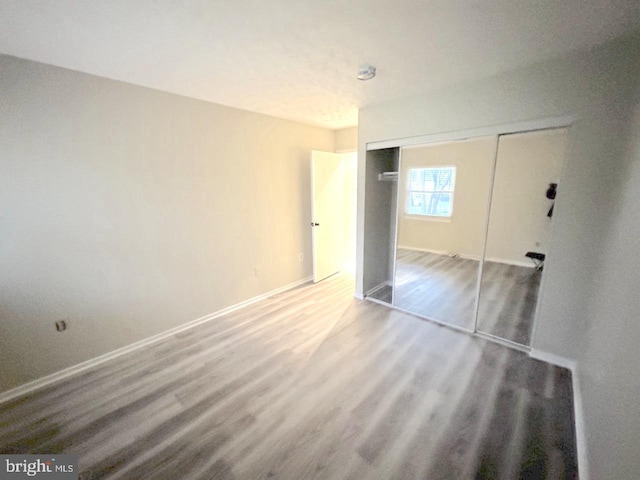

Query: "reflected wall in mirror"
(393, 136), (496, 330)
(477, 128), (568, 345)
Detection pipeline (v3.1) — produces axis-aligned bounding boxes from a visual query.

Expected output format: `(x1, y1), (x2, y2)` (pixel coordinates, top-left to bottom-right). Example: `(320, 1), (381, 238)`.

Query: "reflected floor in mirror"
(477, 262), (541, 346)
(367, 284), (392, 304)
(394, 249), (479, 330)
(394, 249), (540, 345)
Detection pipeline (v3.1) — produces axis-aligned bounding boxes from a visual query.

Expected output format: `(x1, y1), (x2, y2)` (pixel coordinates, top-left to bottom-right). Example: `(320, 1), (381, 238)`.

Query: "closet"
(362, 127), (569, 348)
(363, 147), (399, 304)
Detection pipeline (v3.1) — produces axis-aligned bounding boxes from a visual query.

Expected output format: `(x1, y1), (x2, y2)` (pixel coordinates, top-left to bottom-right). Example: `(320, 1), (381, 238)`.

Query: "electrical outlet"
(298, 253), (304, 262)
(55, 320), (68, 332)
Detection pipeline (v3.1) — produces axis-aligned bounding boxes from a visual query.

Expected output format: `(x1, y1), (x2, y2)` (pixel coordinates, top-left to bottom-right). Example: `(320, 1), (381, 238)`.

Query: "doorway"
(310, 150), (358, 283)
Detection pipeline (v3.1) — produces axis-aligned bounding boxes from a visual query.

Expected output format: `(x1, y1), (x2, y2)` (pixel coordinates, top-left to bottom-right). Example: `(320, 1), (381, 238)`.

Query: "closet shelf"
(378, 171), (398, 181)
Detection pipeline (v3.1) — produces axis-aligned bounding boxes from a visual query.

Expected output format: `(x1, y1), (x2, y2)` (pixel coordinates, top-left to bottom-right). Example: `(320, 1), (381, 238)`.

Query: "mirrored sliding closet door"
(362, 125), (569, 348)
(392, 137), (496, 331)
(476, 128), (568, 346)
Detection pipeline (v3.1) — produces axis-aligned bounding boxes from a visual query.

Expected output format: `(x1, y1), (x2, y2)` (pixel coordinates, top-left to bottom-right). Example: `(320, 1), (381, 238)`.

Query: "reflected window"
(406, 166), (456, 217)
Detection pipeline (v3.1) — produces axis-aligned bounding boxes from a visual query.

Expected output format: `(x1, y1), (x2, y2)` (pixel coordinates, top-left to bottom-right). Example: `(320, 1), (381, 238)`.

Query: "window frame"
(404, 165), (457, 220)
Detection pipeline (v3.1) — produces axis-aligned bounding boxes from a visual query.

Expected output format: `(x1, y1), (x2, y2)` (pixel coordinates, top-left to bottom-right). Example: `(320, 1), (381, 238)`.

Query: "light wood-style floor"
(0, 274), (576, 479)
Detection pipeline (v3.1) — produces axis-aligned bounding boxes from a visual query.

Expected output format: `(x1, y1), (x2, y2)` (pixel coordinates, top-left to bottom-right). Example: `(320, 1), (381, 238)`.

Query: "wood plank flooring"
(0, 274), (576, 479)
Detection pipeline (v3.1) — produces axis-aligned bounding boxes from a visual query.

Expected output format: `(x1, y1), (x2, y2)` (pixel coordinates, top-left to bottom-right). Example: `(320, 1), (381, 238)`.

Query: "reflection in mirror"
(393, 137), (496, 330)
(477, 128), (568, 345)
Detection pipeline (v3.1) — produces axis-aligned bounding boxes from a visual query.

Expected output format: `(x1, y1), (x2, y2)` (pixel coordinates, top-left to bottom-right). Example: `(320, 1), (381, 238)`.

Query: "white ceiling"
(1, 1), (639, 129)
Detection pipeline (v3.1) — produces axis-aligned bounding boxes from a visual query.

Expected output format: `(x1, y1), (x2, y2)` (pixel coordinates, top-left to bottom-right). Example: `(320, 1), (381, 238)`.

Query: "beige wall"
(336, 127), (358, 269)
(485, 129), (567, 265)
(577, 104), (640, 480)
(335, 126), (357, 152)
(0, 55), (335, 391)
(397, 137), (495, 258)
(341, 152), (358, 269)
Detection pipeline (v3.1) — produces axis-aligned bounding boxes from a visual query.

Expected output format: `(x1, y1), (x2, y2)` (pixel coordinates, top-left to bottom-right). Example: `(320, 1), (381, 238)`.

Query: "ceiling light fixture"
(357, 65), (376, 81)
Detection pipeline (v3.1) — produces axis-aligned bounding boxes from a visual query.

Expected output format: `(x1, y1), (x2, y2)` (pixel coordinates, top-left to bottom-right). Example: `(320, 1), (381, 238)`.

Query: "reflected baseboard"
(485, 256), (536, 269)
(397, 245), (537, 269)
(397, 245), (481, 262)
(365, 281), (392, 297)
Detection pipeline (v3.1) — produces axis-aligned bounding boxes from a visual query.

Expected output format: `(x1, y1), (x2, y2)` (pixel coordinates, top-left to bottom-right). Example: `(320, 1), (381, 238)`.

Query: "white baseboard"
(571, 366), (589, 480)
(397, 245), (447, 255)
(529, 349), (576, 371)
(0, 276), (313, 405)
(397, 245), (481, 262)
(529, 349), (588, 480)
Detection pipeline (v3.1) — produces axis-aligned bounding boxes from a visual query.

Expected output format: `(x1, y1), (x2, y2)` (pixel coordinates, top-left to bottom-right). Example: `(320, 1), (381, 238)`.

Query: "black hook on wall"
(546, 183), (557, 217)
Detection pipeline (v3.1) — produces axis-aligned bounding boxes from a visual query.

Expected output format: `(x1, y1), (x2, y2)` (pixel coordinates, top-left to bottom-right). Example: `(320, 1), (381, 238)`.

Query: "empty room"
(1, 1), (640, 479)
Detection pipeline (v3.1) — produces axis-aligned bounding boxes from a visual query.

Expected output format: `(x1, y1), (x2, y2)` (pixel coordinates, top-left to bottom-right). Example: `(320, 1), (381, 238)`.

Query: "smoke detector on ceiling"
(357, 65), (376, 81)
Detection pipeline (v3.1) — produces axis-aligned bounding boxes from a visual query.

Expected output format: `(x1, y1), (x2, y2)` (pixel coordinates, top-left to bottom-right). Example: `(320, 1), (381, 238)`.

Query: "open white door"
(311, 150), (344, 283)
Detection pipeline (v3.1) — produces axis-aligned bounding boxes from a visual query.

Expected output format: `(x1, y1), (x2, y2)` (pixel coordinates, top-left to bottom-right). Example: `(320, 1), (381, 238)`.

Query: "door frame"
(311, 150), (345, 283)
